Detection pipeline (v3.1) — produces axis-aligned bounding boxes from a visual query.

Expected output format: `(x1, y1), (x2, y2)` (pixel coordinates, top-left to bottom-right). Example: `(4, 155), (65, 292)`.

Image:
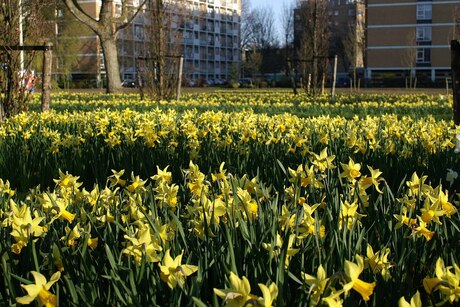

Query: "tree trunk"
(100, 37), (122, 93)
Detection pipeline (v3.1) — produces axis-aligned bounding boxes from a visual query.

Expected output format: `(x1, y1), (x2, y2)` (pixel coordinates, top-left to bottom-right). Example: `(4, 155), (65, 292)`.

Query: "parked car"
(238, 78), (252, 85)
(122, 79), (136, 88)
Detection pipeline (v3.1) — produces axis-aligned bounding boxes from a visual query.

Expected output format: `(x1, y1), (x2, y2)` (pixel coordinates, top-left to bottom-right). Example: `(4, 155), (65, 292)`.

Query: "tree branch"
(115, 0), (148, 32)
(61, 0), (100, 33)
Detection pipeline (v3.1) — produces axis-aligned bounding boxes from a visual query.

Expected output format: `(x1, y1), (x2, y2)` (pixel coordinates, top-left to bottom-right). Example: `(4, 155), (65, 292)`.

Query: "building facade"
(293, 0), (365, 74)
(117, 0), (242, 84)
(366, 0), (460, 84)
(58, 0), (241, 85)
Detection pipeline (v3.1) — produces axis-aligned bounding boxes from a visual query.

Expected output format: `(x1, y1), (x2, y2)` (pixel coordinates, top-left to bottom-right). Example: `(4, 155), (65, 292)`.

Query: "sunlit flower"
(159, 249), (198, 289)
(214, 272), (256, 306)
(340, 158), (361, 182)
(398, 291), (421, 307)
(16, 271), (61, 306)
(343, 255), (376, 301)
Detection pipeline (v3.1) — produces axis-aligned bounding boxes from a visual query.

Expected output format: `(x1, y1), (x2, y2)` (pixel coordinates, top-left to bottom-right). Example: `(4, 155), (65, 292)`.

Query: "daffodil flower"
(16, 271), (61, 306)
(365, 244), (393, 281)
(359, 166), (383, 193)
(343, 255), (376, 301)
(340, 158), (361, 182)
(398, 291), (421, 307)
(214, 272), (256, 306)
(159, 249), (198, 289)
(423, 257), (460, 304)
(301, 264), (330, 306)
(122, 226), (162, 263)
(257, 282), (278, 307)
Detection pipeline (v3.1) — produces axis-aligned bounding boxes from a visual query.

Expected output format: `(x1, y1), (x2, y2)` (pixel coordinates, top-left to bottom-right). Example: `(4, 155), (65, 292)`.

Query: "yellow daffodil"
(406, 172), (428, 197)
(423, 257), (460, 304)
(151, 165), (172, 184)
(39, 192), (76, 223)
(339, 200), (366, 230)
(311, 147), (336, 173)
(301, 264), (329, 306)
(53, 169), (82, 191)
(214, 272), (256, 306)
(16, 271), (61, 306)
(365, 244), (393, 281)
(122, 226), (162, 263)
(108, 169), (126, 187)
(159, 249), (198, 289)
(8, 200), (45, 254)
(0, 178), (15, 197)
(413, 219), (435, 241)
(343, 255), (376, 301)
(359, 166), (383, 193)
(257, 282), (278, 307)
(127, 173), (147, 194)
(398, 291), (421, 307)
(340, 158), (361, 182)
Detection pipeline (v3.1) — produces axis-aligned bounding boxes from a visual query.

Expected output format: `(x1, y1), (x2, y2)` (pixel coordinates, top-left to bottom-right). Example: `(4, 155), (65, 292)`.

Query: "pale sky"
(247, 0), (296, 38)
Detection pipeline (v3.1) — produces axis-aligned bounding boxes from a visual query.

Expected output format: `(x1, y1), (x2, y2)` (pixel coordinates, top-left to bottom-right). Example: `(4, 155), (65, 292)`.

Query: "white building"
(118, 0), (242, 83)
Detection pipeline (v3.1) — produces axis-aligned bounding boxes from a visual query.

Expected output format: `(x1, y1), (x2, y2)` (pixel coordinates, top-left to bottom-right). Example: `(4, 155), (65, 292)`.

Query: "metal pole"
(176, 55), (184, 102)
(41, 42), (53, 112)
(450, 40), (460, 125)
(451, 40), (460, 125)
(19, 0), (24, 72)
(331, 54), (337, 98)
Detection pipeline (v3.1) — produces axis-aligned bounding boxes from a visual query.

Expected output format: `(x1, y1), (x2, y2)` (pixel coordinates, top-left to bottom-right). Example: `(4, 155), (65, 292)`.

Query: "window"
(416, 4), (432, 20)
(416, 26), (432, 41)
(416, 48), (431, 63)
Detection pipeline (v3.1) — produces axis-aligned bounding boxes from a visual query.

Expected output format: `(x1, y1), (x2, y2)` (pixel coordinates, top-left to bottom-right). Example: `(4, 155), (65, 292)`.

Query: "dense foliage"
(0, 92), (459, 306)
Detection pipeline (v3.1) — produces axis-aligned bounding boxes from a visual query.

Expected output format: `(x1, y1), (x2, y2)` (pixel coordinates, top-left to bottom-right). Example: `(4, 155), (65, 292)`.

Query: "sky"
(248, 0), (296, 38)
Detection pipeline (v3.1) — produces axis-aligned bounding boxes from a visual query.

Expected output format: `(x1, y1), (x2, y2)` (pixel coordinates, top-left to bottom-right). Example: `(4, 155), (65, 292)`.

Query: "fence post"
(451, 40), (460, 125)
(176, 55), (184, 102)
(331, 54), (337, 98)
(41, 42), (52, 112)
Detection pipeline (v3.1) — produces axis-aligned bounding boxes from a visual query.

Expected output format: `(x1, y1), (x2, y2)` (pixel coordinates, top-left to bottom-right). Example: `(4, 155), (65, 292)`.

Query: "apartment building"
(118, 0), (241, 83)
(366, 0), (460, 84)
(293, 0), (365, 73)
(57, 0), (241, 85)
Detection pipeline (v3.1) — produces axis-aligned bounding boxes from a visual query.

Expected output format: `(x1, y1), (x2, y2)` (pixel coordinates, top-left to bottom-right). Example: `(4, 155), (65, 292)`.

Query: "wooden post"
(446, 77), (449, 96)
(136, 60), (144, 101)
(321, 73), (325, 95)
(331, 54), (337, 98)
(176, 55), (184, 102)
(452, 40), (460, 125)
(41, 42), (52, 112)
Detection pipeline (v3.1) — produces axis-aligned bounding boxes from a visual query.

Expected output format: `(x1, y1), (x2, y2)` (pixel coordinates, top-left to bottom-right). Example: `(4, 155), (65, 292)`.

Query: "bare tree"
(241, 5), (278, 78)
(0, 0), (51, 120)
(281, 1), (294, 75)
(142, 0), (186, 100)
(342, 22), (365, 91)
(248, 6), (278, 50)
(240, 0), (253, 51)
(297, 0), (330, 95)
(61, 0), (147, 93)
(402, 30), (417, 89)
(281, 1), (294, 48)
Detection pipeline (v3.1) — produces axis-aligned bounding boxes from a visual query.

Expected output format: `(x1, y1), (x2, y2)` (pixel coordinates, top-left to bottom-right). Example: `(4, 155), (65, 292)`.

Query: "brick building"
(366, 0), (460, 85)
